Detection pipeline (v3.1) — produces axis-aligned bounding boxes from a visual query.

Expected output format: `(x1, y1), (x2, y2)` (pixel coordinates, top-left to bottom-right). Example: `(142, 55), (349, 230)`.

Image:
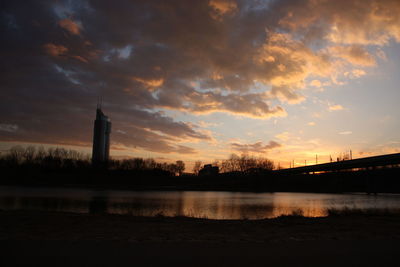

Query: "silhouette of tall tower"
(92, 105), (111, 165)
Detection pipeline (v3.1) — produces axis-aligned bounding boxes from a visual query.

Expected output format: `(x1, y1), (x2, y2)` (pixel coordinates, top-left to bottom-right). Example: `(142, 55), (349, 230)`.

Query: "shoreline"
(2, 164), (400, 194)
(3, 210), (400, 266)
(0, 183), (394, 195)
(2, 210), (400, 242)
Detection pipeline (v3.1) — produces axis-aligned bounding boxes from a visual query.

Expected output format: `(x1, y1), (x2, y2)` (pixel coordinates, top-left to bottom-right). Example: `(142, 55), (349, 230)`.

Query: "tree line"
(193, 154), (275, 174)
(0, 146), (91, 169)
(0, 146), (277, 176)
(0, 146), (186, 176)
(109, 158), (185, 176)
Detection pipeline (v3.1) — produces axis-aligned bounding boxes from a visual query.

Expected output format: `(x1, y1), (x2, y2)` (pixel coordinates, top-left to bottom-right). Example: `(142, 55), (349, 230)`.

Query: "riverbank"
(2, 210), (400, 266)
(2, 210), (400, 242)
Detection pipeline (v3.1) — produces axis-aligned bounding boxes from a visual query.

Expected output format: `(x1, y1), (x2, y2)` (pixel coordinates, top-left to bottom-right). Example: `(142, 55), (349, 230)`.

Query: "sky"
(1, 0), (400, 170)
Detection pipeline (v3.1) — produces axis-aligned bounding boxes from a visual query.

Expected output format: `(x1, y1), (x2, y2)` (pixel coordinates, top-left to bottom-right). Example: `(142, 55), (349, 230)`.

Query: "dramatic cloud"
(257, 31), (332, 103)
(58, 19), (81, 35)
(231, 141), (281, 153)
(1, 0), (399, 155)
(273, 0), (400, 46)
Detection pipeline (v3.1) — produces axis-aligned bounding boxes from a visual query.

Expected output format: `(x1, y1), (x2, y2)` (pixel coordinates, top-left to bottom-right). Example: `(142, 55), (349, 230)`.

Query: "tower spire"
(92, 102), (111, 166)
(97, 96), (103, 110)
(97, 96), (103, 109)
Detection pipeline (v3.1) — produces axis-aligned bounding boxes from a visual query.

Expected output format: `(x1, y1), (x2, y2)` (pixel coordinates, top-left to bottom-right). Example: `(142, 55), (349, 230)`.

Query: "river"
(1, 186), (400, 219)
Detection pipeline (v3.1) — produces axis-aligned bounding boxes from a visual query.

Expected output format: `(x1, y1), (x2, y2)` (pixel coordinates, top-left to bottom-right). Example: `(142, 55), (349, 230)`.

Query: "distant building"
(199, 164), (219, 176)
(92, 107), (111, 165)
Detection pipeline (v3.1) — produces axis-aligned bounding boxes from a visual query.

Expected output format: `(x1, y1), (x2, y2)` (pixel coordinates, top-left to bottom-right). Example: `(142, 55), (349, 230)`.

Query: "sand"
(2, 210), (400, 266)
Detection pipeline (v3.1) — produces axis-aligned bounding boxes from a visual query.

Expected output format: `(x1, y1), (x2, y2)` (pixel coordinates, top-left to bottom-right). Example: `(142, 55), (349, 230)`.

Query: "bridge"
(275, 153), (400, 175)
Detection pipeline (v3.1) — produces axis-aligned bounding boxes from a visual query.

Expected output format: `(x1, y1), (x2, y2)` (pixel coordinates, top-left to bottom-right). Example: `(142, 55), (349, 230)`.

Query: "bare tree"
(144, 158), (157, 169)
(8, 146), (24, 165)
(36, 146), (46, 161)
(176, 160), (185, 176)
(193, 161), (202, 175)
(256, 158), (274, 170)
(23, 146), (36, 163)
(220, 154), (274, 173)
(223, 154), (240, 172)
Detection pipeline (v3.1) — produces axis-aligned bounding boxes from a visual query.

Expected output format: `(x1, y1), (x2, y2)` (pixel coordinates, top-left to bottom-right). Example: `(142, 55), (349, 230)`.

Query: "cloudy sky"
(1, 0), (400, 169)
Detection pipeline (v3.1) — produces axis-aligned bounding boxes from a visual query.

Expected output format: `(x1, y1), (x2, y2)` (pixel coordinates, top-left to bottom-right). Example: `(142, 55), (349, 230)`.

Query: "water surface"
(1, 186), (400, 219)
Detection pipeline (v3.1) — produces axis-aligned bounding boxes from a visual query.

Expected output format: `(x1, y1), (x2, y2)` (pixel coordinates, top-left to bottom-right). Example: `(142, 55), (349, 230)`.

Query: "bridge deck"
(275, 153), (400, 174)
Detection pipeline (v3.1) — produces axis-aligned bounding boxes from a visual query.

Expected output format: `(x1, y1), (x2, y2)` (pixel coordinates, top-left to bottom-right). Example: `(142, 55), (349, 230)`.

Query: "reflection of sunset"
(3, 189), (400, 220)
(104, 192), (400, 219)
(271, 196), (329, 218)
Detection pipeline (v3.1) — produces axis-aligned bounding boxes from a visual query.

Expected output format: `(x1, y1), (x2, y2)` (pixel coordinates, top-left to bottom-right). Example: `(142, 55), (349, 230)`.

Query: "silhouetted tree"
(221, 154), (240, 172)
(8, 146), (24, 165)
(193, 161), (202, 175)
(23, 146), (36, 163)
(256, 158), (274, 170)
(0, 145), (90, 170)
(220, 154), (274, 173)
(176, 160), (185, 176)
(144, 158), (157, 169)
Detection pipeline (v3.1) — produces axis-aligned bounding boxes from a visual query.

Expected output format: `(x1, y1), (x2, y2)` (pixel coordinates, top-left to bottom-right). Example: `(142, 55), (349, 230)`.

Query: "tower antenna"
(97, 96), (103, 110)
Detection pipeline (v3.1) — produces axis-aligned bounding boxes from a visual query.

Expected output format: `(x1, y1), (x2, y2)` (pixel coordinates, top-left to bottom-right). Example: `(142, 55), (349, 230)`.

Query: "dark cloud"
(1, 0), (399, 154)
(231, 141), (282, 153)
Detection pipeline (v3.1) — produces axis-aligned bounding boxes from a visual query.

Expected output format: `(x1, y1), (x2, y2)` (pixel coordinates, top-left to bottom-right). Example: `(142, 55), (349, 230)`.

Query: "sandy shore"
(2, 210), (400, 242)
(2, 210), (400, 266)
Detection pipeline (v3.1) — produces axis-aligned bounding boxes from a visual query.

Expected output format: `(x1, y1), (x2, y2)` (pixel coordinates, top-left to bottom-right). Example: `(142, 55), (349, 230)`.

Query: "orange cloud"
(209, 0), (237, 20)
(344, 69), (366, 78)
(132, 77), (164, 90)
(277, 0), (400, 46)
(71, 55), (88, 63)
(329, 104), (344, 111)
(310, 80), (322, 87)
(257, 31), (334, 103)
(328, 45), (375, 66)
(58, 19), (81, 35)
(43, 43), (68, 57)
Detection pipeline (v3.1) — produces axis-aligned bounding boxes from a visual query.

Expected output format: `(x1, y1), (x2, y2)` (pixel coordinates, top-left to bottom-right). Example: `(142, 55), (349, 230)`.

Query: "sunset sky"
(1, 0), (400, 170)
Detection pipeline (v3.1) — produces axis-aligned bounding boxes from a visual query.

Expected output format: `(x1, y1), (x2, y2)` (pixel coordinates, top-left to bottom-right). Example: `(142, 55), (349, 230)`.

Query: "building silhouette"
(92, 106), (111, 165)
(199, 164), (219, 176)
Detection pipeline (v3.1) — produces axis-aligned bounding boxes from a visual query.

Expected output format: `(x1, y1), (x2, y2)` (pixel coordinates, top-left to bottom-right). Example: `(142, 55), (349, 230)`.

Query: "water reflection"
(0, 196), (89, 213)
(0, 186), (400, 219)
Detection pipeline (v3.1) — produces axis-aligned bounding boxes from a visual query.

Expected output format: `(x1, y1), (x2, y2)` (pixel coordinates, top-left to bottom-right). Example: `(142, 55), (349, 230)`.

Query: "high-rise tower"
(92, 106), (111, 165)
